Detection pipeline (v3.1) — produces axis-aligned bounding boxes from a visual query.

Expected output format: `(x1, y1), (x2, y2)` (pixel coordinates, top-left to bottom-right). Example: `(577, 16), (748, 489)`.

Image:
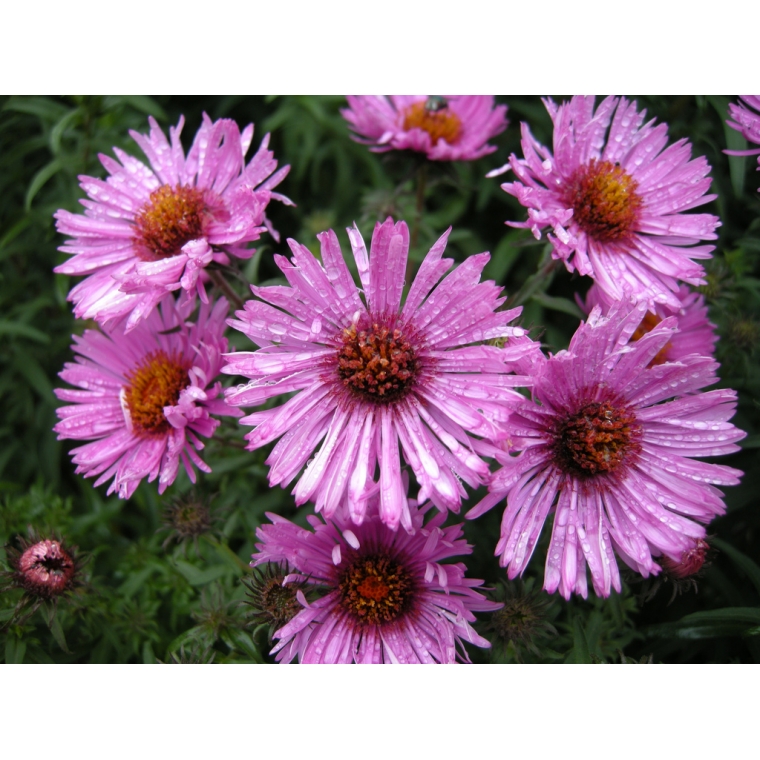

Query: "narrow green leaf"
(0, 320), (50, 344)
(0, 217), (31, 251)
(531, 292), (585, 319)
(2, 96), (69, 122)
(712, 538), (760, 599)
(647, 607), (760, 640)
(118, 566), (156, 599)
(49, 614), (70, 653)
(5, 636), (26, 664)
(571, 617), (592, 664)
(12, 354), (54, 400)
(173, 559), (230, 586)
(25, 158), (63, 210)
(50, 107), (83, 155)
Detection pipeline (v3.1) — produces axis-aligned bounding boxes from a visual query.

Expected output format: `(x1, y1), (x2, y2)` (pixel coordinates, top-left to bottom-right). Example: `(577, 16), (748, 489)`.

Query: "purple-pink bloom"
(55, 114), (292, 332)
(223, 218), (537, 531)
(725, 96), (760, 154)
(54, 296), (239, 499)
(342, 96), (508, 161)
(252, 495), (500, 664)
(468, 302), (745, 600)
(580, 283), (718, 365)
(492, 96), (720, 311)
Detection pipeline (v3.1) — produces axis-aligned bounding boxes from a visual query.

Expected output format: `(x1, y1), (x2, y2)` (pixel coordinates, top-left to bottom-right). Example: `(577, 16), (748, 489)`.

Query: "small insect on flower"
(342, 96), (508, 161)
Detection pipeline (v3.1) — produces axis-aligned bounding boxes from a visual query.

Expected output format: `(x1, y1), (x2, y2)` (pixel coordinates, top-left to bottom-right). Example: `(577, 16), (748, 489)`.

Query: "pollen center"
(134, 184), (206, 261)
(339, 554), (413, 624)
(402, 100), (462, 145)
(124, 350), (190, 436)
(566, 159), (642, 242)
(337, 323), (418, 404)
(552, 400), (640, 477)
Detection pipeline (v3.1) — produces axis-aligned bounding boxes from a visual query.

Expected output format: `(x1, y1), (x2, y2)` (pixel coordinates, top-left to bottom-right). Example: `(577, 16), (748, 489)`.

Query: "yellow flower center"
(134, 185), (207, 261)
(123, 350), (190, 436)
(631, 311), (672, 365)
(566, 160), (642, 242)
(402, 100), (462, 145)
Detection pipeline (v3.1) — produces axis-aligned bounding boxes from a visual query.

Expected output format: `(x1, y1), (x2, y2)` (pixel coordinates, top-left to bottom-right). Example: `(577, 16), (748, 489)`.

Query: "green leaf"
(5, 636), (26, 664)
(647, 607), (760, 640)
(49, 614), (70, 653)
(0, 320), (50, 344)
(50, 107), (84, 155)
(712, 538), (760, 599)
(104, 95), (167, 122)
(173, 559), (230, 587)
(531, 292), (585, 319)
(571, 616), (592, 663)
(25, 158), (62, 210)
(3, 96), (69, 122)
(12, 353), (54, 399)
(118, 566), (157, 599)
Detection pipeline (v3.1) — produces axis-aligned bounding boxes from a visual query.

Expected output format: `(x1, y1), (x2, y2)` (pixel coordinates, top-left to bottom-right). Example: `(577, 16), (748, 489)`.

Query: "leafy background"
(1, 95), (758, 664)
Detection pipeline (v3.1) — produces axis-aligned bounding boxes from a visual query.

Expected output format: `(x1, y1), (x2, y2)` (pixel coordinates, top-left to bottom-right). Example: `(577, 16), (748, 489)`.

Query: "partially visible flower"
(159, 490), (222, 553)
(725, 96), (760, 154)
(55, 296), (239, 499)
(580, 283), (718, 364)
(660, 537), (711, 580)
(468, 302), (745, 600)
(252, 496), (501, 664)
(55, 114), (292, 331)
(342, 96), (507, 161)
(491, 96), (720, 311)
(224, 218), (537, 531)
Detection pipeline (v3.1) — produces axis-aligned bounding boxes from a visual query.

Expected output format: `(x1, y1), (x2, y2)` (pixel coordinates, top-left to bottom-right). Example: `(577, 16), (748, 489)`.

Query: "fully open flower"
(492, 96), (720, 311)
(55, 296), (239, 499)
(252, 496), (500, 663)
(55, 114), (291, 331)
(580, 283), (718, 365)
(342, 96), (508, 161)
(223, 218), (536, 531)
(467, 302), (744, 599)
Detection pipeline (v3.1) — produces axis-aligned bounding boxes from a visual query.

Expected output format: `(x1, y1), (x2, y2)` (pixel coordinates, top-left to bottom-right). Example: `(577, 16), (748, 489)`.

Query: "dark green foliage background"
(1, 95), (758, 664)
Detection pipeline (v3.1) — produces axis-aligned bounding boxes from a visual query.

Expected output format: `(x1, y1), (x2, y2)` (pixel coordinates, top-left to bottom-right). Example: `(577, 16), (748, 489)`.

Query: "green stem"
(506, 247), (559, 308)
(208, 268), (245, 310)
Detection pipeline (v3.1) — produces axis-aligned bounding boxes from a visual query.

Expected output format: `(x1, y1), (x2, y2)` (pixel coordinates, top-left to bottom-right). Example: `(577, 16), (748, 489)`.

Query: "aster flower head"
(580, 283), (718, 365)
(55, 114), (292, 331)
(252, 496), (501, 664)
(493, 96), (720, 311)
(725, 96), (760, 153)
(223, 218), (537, 531)
(468, 302), (745, 600)
(342, 96), (508, 161)
(55, 296), (240, 499)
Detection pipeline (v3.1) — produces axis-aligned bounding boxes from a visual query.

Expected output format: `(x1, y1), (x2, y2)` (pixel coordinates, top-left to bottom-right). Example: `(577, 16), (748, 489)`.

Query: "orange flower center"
(134, 185), (207, 261)
(566, 160), (642, 242)
(339, 554), (413, 624)
(631, 311), (672, 365)
(123, 350), (190, 436)
(337, 323), (418, 404)
(402, 100), (462, 145)
(552, 400), (640, 477)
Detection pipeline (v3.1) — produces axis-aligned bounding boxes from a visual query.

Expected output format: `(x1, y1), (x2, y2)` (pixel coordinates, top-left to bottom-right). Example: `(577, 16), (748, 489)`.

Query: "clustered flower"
(47, 98), (750, 664)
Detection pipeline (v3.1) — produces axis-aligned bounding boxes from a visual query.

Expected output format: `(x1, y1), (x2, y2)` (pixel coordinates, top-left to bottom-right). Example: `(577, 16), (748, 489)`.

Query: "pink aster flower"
(725, 96), (760, 154)
(491, 96), (720, 311)
(252, 495), (500, 664)
(54, 296), (240, 499)
(580, 283), (718, 364)
(55, 114), (292, 331)
(223, 218), (536, 531)
(467, 302), (745, 600)
(341, 96), (508, 161)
